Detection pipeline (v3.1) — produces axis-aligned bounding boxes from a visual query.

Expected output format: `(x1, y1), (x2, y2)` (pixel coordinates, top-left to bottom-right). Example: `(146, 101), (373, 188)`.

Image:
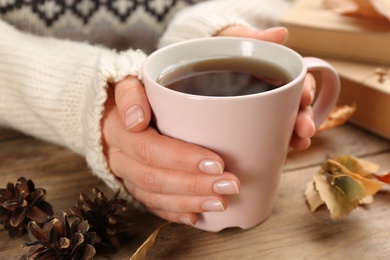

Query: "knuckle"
(132, 138), (154, 165)
(174, 153), (190, 168)
(177, 199), (195, 213)
(115, 79), (140, 106)
(140, 170), (162, 194)
(116, 83), (131, 100)
(186, 177), (202, 195)
(130, 187), (158, 210)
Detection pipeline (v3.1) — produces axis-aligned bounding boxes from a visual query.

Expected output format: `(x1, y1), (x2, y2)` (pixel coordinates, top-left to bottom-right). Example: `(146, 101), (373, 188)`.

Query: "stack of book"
(280, 0), (390, 139)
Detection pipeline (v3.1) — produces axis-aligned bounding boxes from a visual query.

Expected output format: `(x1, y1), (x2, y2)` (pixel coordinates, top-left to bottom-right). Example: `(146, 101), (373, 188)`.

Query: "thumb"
(114, 76), (151, 133)
(255, 27), (289, 44)
(216, 26), (288, 44)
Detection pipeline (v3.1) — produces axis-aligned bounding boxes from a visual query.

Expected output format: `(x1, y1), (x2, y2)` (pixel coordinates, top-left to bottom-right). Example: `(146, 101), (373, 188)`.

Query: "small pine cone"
(70, 188), (131, 248)
(22, 210), (96, 260)
(0, 177), (54, 237)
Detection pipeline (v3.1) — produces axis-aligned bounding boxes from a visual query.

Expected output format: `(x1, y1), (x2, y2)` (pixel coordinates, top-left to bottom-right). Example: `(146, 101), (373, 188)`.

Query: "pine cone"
(70, 188), (131, 248)
(22, 210), (96, 260)
(0, 177), (54, 237)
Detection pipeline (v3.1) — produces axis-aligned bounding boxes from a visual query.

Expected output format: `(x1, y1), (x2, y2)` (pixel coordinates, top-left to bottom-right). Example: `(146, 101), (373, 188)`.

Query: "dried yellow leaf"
(316, 104), (356, 133)
(305, 155), (383, 220)
(305, 181), (325, 212)
(355, 157), (381, 175)
(130, 222), (170, 260)
(313, 173), (360, 220)
(360, 195), (374, 205)
(329, 157), (383, 195)
(332, 174), (366, 201)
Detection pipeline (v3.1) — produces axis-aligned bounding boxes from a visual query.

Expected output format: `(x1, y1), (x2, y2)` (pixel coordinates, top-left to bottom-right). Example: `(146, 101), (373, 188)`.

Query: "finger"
(289, 133), (311, 151)
(114, 76), (151, 132)
(109, 151), (240, 196)
(103, 103), (226, 176)
(295, 106), (315, 138)
(127, 184), (227, 214)
(289, 107), (315, 151)
(148, 208), (198, 226)
(301, 73), (316, 107)
(216, 26), (288, 44)
(125, 127), (226, 174)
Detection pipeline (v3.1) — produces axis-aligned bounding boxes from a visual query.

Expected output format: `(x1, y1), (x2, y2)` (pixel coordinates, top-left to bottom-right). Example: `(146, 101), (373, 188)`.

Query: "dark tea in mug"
(157, 56), (293, 97)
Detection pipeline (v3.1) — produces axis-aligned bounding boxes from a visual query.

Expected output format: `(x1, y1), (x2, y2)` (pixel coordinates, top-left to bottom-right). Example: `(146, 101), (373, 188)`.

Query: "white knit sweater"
(0, 0), (293, 201)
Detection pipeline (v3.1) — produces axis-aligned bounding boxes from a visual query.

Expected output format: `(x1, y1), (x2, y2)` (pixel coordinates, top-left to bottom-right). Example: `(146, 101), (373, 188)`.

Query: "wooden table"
(1, 123), (390, 259)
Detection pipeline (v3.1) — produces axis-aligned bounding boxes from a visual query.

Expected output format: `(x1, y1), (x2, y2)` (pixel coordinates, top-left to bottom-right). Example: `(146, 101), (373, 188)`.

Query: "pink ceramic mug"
(143, 37), (340, 232)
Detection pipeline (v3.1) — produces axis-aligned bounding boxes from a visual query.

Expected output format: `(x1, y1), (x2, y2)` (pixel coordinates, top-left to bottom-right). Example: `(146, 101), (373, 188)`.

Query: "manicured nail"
(202, 199), (225, 212)
(213, 180), (239, 195)
(179, 216), (195, 226)
(199, 160), (223, 174)
(125, 105), (144, 129)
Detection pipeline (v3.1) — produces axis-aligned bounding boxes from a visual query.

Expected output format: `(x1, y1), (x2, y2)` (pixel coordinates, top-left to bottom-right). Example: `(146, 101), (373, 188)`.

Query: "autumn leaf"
(326, 157), (382, 195)
(334, 155), (376, 177)
(305, 155), (384, 220)
(316, 160), (367, 219)
(333, 175), (367, 201)
(360, 195), (374, 205)
(351, 156), (381, 176)
(312, 173), (360, 220)
(130, 222), (170, 260)
(316, 104), (356, 133)
(305, 181), (325, 212)
(375, 172), (390, 184)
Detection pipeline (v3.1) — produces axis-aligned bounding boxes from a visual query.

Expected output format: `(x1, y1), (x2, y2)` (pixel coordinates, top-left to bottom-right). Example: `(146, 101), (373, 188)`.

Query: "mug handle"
(303, 57), (341, 128)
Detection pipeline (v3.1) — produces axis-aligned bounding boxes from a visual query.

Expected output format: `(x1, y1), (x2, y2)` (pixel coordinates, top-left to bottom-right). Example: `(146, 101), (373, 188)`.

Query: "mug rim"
(143, 37), (307, 100)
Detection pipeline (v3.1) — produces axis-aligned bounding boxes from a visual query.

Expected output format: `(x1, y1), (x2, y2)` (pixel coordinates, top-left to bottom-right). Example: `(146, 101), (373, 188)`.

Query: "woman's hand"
(101, 26), (316, 226)
(102, 77), (240, 225)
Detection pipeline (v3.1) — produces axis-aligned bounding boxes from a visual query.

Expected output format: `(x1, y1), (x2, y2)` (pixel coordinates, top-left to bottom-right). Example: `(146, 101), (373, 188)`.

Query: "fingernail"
(202, 199), (225, 212)
(309, 119), (316, 137)
(265, 26), (289, 44)
(213, 180), (239, 195)
(125, 105), (144, 129)
(310, 88), (315, 104)
(199, 160), (223, 174)
(265, 26), (287, 33)
(179, 216), (195, 226)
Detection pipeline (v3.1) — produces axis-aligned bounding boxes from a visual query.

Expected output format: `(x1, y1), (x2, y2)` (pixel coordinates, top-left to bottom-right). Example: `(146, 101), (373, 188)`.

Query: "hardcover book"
(280, 0), (390, 64)
(325, 58), (390, 140)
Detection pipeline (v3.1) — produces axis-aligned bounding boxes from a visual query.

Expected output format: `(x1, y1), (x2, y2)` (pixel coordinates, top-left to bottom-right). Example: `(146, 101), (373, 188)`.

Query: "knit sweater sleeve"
(0, 20), (146, 199)
(159, 0), (293, 47)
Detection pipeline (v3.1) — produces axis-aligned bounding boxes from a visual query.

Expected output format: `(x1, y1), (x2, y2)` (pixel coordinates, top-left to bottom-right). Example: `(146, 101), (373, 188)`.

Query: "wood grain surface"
(1, 123), (390, 259)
